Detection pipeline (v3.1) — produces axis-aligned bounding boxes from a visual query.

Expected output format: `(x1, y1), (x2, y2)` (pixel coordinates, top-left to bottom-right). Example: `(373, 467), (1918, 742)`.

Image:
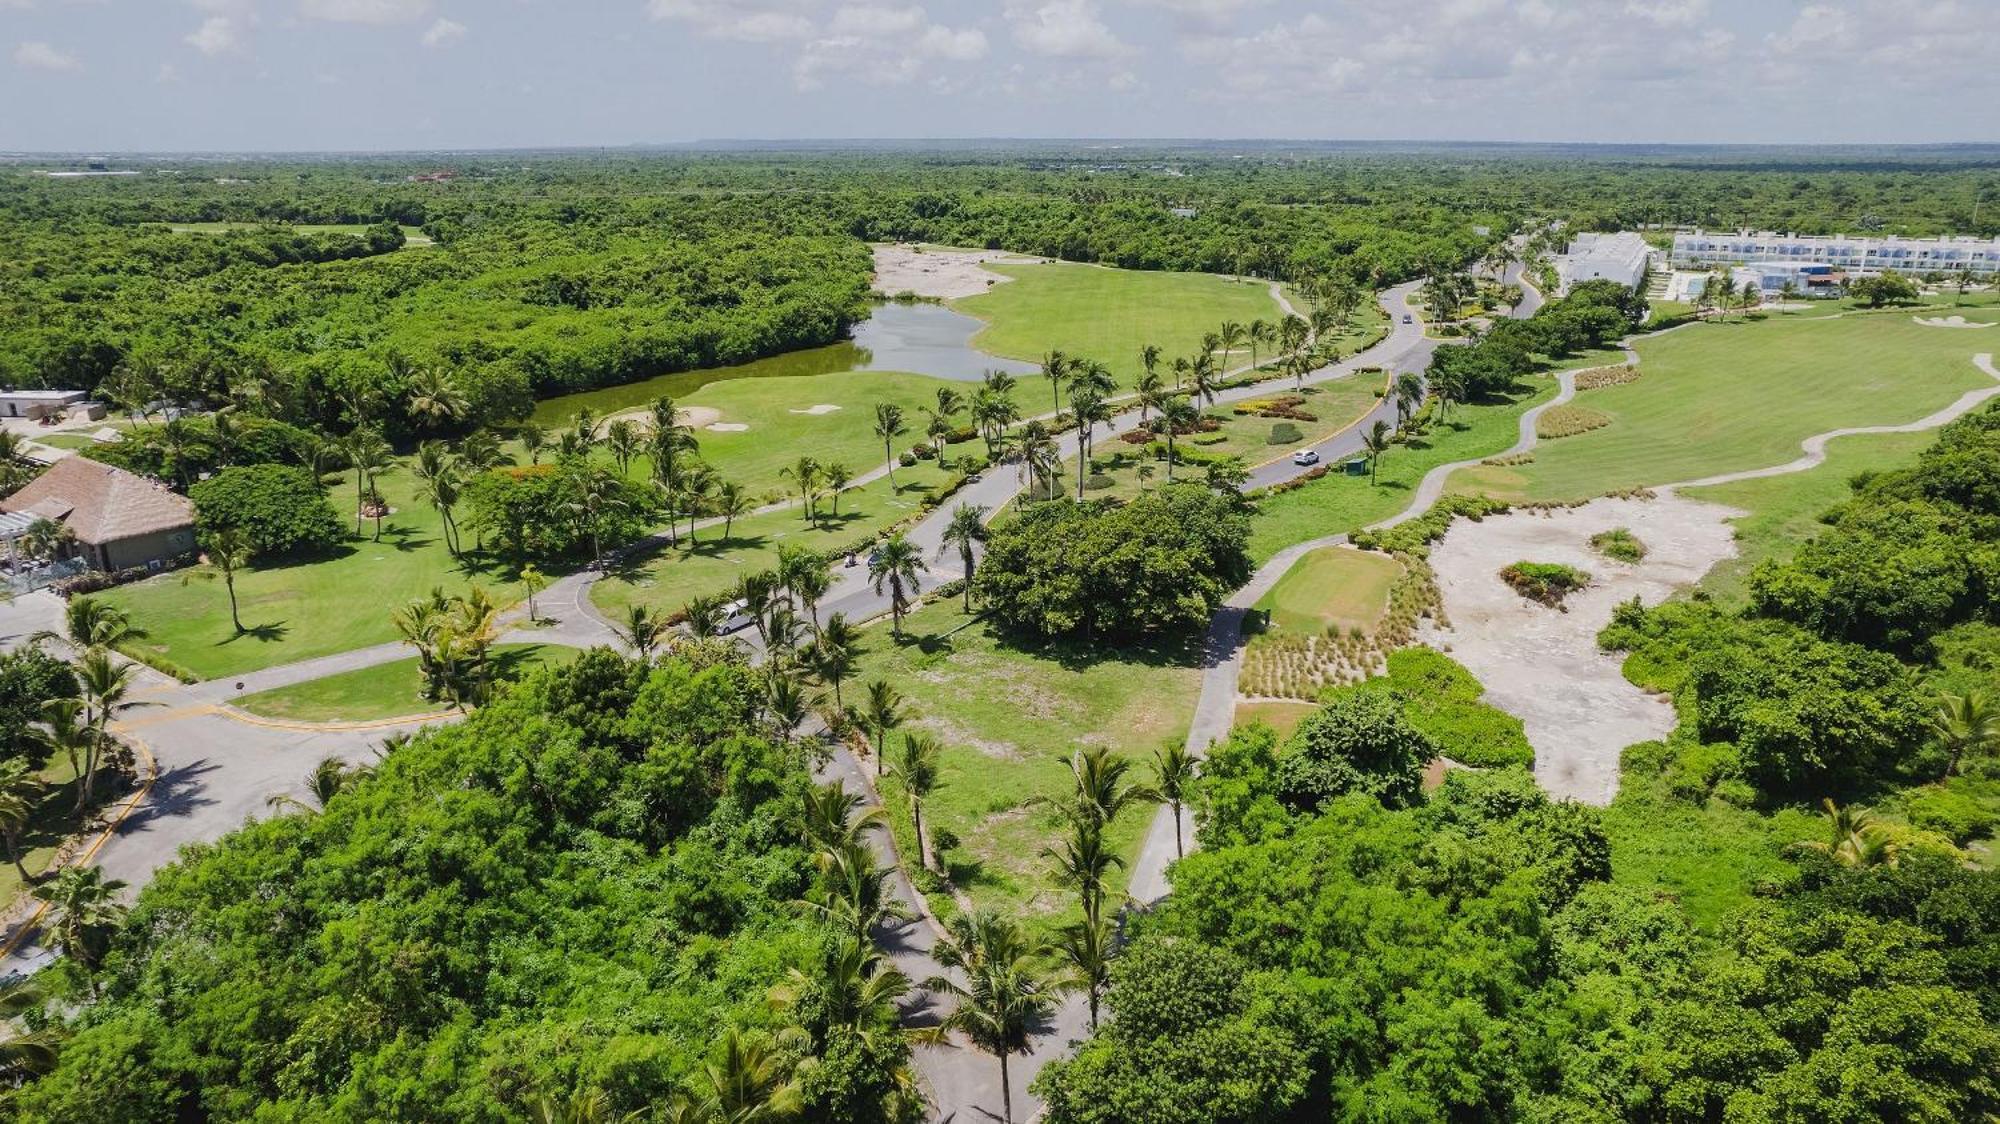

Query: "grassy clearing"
(102, 467), (527, 681)
(1254, 546), (1401, 636)
(953, 262), (1286, 389)
(1682, 428), (1936, 605)
(1232, 700), (1317, 739)
(1452, 310), (1997, 504)
(26, 434), (101, 451)
(0, 756), (85, 911)
(590, 459), (956, 618)
(857, 600), (1201, 927)
(234, 643), (580, 723)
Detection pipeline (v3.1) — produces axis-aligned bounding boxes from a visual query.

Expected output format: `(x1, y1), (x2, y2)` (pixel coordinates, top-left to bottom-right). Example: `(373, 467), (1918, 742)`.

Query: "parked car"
(1292, 448), (1321, 467)
(716, 599), (755, 635)
(1401, 313), (1413, 324)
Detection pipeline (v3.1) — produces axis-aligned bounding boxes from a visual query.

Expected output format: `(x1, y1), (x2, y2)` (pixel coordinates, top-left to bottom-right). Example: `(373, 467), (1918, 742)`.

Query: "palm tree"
(18, 518), (75, 565)
(202, 526), (253, 634)
(571, 407), (602, 452)
(868, 535), (927, 637)
(780, 456), (822, 525)
(1159, 395), (1199, 482)
(519, 564), (548, 622)
(861, 679), (904, 779)
(711, 480), (750, 541)
(1170, 355), (1190, 391)
(518, 425), (548, 465)
(821, 463), (852, 516)
(1190, 353), (1220, 409)
(971, 387), (1019, 461)
(1931, 689), (2000, 782)
(1218, 321), (1246, 372)
(527, 1088), (640, 1124)
(1139, 343), (1161, 388)
(37, 596), (143, 651)
(1795, 798), (1898, 868)
(763, 671), (810, 745)
(405, 367), (467, 432)
(921, 909), (1058, 1124)
(802, 837), (908, 944)
(605, 419), (644, 479)
(1199, 332), (1222, 376)
(1054, 744), (1157, 834)
(800, 779), (885, 853)
(32, 864), (127, 971)
(1013, 421), (1060, 501)
(565, 467), (626, 568)
(1394, 372), (1424, 428)
(1070, 386), (1107, 500)
(1040, 349), (1069, 413)
(267, 755), (363, 815)
(890, 731), (943, 870)
(1151, 739), (1197, 860)
(873, 403), (907, 489)
(1361, 419), (1393, 484)
(1054, 913), (1115, 1032)
(671, 1027), (803, 1123)
(344, 427), (393, 539)
(72, 649), (142, 810)
(0, 978), (61, 1081)
(770, 938), (913, 1071)
(1247, 319), (1273, 372)
(413, 441), (465, 556)
(939, 503), (989, 612)
(0, 759), (46, 884)
(615, 604), (670, 660)
(809, 613), (860, 710)
(1043, 817), (1124, 925)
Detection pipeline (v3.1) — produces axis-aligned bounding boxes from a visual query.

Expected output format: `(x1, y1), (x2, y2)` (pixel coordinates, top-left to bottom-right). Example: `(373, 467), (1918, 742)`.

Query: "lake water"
(530, 302), (1036, 425)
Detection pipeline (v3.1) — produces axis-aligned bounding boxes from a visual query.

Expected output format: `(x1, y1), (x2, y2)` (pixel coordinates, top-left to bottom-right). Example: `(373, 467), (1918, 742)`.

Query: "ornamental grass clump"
(1500, 561), (1591, 607)
(1589, 527), (1648, 563)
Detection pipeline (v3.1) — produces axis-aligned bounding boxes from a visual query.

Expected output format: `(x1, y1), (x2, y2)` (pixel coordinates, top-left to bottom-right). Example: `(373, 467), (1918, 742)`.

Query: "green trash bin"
(1342, 458), (1368, 477)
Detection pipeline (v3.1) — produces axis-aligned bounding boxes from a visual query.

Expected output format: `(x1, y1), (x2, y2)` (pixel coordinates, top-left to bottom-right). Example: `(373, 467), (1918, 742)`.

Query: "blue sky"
(2, 1), (1995, 151)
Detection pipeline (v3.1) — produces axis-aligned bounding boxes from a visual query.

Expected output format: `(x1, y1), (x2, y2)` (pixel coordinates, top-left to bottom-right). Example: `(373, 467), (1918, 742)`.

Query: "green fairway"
(233, 643), (581, 723)
(953, 262), (1287, 389)
(858, 601), (1201, 928)
(101, 468), (528, 682)
(1452, 310), (1998, 504)
(589, 459), (956, 619)
(1682, 428), (1937, 605)
(1254, 546), (1402, 635)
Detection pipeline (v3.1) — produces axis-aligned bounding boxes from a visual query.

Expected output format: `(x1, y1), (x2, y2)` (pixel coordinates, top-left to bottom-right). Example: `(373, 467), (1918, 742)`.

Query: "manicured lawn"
(234, 642), (581, 723)
(953, 262), (1287, 389)
(1682, 428), (1936, 605)
(858, 601), (1202, 928)
(101, 468), (528, 681)
(1254, 546), (1402, 635)
(27, 434), (101, 451)
(1452, 311), (1998, 504)
(1233, 699), (1317, 740)
(1247, 376), (1564, 562)
(590, 459), (956, 618)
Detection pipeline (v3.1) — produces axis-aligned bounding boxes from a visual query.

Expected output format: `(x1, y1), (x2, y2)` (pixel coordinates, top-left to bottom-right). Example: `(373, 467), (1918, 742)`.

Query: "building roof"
(0, 457), (193, 545)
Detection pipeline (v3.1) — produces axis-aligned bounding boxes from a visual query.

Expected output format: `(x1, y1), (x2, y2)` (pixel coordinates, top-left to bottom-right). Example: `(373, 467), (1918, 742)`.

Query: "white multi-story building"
(1552, 231), (1654, 293)
(1673, 230), (2000, 277)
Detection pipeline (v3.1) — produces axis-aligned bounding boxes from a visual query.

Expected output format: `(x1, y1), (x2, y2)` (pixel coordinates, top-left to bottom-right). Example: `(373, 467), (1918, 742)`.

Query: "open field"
(166, 222), (433, 246)
(953, 262), (1287, 388)
(234, 643), (581, 723)
(590, 459), (956, 618)
(1451, 310), (1998, 504)
(101, 467), (527, 681)
(1254, 546), (1401, 636)
(857, 601), (1201, 927)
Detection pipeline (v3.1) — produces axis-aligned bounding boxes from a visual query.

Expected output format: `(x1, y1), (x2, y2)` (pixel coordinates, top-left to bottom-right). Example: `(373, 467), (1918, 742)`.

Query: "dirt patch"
(1417, 494), (1739, 805)
(1912, 315), (1994, 329)
(872, 244), (1045, 300)
(604, 404), (723, 429)
(916, 714), (1024, 761)
(789, 403), (843, 416)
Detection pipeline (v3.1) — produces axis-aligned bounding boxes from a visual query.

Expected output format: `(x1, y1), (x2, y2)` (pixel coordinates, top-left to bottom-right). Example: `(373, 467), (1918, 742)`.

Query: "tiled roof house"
(0, 457), (196, 571)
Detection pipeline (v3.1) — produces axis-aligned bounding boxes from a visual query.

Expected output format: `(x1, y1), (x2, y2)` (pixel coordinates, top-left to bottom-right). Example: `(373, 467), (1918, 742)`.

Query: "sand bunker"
(603, 404), (723, 429)
(872, 244), (1045, 300)
(707, 422), (749, 432)
(1416, 493), (1740, 805)
(1913, 315), (1994, 328)
(789, 403), (842, 416)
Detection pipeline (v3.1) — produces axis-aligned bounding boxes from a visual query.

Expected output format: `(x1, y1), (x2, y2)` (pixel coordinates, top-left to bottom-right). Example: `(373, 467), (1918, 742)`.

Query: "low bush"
(1500, 561), (1591, 606)
(1267, 422), (1304, 445)
(1351, 493), (1511, 557)
(1573, 364), (1641, 390)
(1345, 646), (1534, 769)
(1900, 783), (1999, 845)
(1589, 527), (1647, 563)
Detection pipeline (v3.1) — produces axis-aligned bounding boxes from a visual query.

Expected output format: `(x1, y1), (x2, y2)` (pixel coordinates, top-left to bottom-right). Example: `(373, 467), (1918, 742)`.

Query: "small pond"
(531, 302), (1036, 425)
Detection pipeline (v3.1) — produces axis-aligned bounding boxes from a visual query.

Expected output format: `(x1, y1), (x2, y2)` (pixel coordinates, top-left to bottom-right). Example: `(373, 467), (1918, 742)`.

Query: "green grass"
(858, 601), (1201, 928)
(1681, 429), (1937, 605)
(26, 434), (101, 451)
(233, 643), (581, 723)
(953, 262), (1286, 388)
(1247, 376), (1563, 562)
(590, 459), (956, 618)
(1254, 547), (1402, 635)
(0, 755), (85, 911)
(1232, 699), (1317, 741)
(1453, 310), (1998, 504)
(101, 468), (528, 681)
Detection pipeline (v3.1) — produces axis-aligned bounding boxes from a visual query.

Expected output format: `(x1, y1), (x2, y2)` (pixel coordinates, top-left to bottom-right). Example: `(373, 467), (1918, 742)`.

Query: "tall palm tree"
(565, 467), (626, 568)
(1134, 367), (1165, 429)
(809, 613), (860, 710)
(1199, 332), (1222, 377)
(802, 837), (908, 944)
(202, 527), (253, 635)
(1394, 372), (1425, 429)
(615, 604), (670, 660)
(518, 425), (548, 465)
(1218, 321), (1246, 372)
(921, 909), (1058, 1124)
(821, 463), (852, 516)
(861, 679), (904, 779)
(873, 403), (907, 489)
(1043, 817), (1124, 926)
(413, 441), (465, 557)
(1054, 912), (1115, 1032)
(890, 731), (943, 870)
(800, 779), (884, 853)
(72, 649), (143, 810)
(1151, 740), (1197, 860)
(1054, 744), (1157, 834)
(605, 419), (643, 479)
(1247, 319), (1274, 372)
(31, 864), (127, 971)
(712, 480), (750, 541)
(405, 367), (467, 432)
(763, 671), (810, 746)
(1159, 395), (1199, 482)
(344, 428), (393, 540)
(648, 405), (700, 492)
(1013, 421), (1060, 501)
(1932, 689), (1999, 781)
(0, 978), (61, 1081)
(682, 593), (727, 639)
(1190, 354), (1220, 409)
(1361, 419), (1393, 484)
(867, 535), (927, 638)
(1139, 343), (1161, 389)
(0, 758), (46, 884)
(939, 503), (989, 612)
(1069, 386), (1107, 500)
(780, 456), (822, 525)
(1040, 349), (1069, 413)
(769, 940), (915, 1096)
(267, 755), (364, 815)
(671, 1027), (803, 1123)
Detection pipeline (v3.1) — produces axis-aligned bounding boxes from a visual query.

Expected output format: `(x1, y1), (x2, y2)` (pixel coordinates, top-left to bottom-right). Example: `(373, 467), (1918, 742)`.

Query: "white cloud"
(420, 16), (464, 47)
(13, 40), (81, 72)
(795, 4), (987, 89)
(1008, 0), (1133, 59)
(646, 0), (817, 42)
(299, 0), (430, 24)
(184, 16), (244, 55)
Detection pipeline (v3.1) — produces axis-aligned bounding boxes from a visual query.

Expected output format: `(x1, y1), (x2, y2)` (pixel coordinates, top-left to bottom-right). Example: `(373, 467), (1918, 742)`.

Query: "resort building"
(0, 457), (196, 572)
(0, 389), (88, 421)
(1672, 230), (2000, 277)
(1730, 261), (1841, 298)
(1553, 232), (1654, 293)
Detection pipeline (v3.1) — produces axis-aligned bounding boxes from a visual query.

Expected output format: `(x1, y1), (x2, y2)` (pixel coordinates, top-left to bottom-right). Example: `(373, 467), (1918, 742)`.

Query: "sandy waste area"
(872, 244), (1044, 300)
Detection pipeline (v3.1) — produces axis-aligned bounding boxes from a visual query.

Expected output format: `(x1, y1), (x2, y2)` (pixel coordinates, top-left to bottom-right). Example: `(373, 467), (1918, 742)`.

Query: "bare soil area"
(1416, 494), (1740, 804)
(872, 244), (1044, 300)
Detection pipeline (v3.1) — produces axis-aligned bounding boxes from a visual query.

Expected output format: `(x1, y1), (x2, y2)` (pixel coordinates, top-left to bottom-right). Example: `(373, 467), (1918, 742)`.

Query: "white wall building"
(0, 390), (88, 420)
(1673, 230), (2000, 277)
(1553, 231), (1653, 293)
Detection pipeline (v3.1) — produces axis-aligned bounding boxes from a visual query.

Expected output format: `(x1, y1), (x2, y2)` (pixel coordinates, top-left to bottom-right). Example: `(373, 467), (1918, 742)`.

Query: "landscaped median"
(231, 642), (581, 724)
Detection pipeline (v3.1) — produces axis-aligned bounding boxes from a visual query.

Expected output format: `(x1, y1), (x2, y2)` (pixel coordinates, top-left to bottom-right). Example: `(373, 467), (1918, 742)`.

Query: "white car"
(1291, 448), (1320, 467)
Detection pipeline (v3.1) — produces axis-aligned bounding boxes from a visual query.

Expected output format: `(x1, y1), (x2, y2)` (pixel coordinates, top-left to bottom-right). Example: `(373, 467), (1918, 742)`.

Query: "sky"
(1, 0), (1996, 152)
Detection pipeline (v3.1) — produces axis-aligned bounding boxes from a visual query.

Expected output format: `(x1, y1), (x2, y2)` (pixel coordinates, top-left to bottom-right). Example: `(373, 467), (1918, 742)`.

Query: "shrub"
(1535, 405), (1613, 440)
(1590, 528), (1647, 563)
(1351, 493), (1510, 557)
(189, 464), (345, 558)
(1500, 561), (1591, 606)
(897, 452), (918, 467)
(0, 647), (79, 767)
(1900, 784), (1998, 845)
(1276, 691), (1433, 811)
(1573, 364), (1640, 390)
(1266, 422), (1303, 446)
(1343, 647), (1533, 769)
